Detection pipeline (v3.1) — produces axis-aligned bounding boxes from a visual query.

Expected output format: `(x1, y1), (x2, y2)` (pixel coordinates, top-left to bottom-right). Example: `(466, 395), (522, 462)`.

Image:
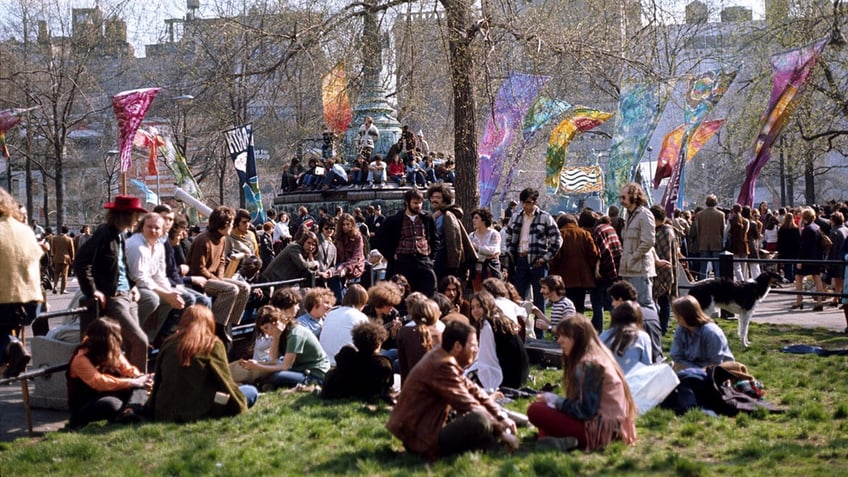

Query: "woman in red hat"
(74, 195), (150, 372)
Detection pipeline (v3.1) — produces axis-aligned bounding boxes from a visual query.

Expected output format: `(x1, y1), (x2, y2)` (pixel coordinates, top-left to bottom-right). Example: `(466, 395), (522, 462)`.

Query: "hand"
(93, 291), (107, 310)
(533, 258), (545, 268)
(240, 359), (259, 370)
(130, 375), (149, 389)
(165, 291), (185, 310)
(656, 259), (671, 269)
(130, 287), (140, 302)
(179, 264), (190, 276)
(192, 276), (208, 289)
(501, 429), (520, 452)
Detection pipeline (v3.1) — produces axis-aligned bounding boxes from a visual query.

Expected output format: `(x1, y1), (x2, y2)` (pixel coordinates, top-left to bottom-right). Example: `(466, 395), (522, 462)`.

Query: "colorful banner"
(112, 88), (160, 173)
(159, 133), (203, 224)
(133, 128), (165, 176)
(224, 123), (266, 224)
(737, 38), (827, 206)
(558, 165), (604, 194)
(499, 97), (572, 202)
(664, 68), (736, 215)
(0, 107), (36, 158)
(478, 73), (549, 207)
(653, 119), (725, 189)
(130, 178), (159, 205)
(545, 107), (614, 194)
(321, 62), (352, 135)
(605, 82), (669, 205)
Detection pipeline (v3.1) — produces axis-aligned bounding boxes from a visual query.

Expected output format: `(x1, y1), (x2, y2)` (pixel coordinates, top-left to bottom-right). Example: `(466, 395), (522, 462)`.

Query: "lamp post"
(103, 149), (119, 202)
(174, 94), (194, 160)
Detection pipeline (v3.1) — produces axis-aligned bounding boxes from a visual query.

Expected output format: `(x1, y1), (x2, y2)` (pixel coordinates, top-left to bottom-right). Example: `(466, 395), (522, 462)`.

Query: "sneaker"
(3, 341), (31, 378)
(537, 436), (579, 451)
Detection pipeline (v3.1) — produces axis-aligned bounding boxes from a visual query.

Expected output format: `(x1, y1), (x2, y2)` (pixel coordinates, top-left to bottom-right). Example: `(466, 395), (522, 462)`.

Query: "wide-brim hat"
(103, 195), (148, 214)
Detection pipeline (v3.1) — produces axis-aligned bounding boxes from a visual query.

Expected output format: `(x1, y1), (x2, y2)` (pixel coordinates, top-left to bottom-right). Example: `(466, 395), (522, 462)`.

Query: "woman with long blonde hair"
(149, 305), (257, 421)
(527, 314), (637, 451)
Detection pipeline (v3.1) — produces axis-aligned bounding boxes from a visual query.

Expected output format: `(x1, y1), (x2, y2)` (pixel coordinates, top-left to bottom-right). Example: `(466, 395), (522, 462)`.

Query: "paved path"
(1, 280), (845, 442)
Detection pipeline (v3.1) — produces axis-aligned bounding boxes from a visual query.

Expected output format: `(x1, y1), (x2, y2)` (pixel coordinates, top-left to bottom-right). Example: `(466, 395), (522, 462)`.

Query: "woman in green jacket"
(149, 305), (258, 422)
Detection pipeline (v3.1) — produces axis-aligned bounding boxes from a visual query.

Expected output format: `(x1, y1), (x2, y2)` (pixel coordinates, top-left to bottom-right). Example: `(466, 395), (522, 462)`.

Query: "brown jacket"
(549, 223), (599, 289)
(692, 206), (725, 252)
(52, 233), (75, 265)
(385, 347), (507, 459)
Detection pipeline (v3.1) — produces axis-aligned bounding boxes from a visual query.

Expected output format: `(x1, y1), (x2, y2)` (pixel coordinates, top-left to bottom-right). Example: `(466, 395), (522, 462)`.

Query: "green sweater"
(149, 339), (247, 422)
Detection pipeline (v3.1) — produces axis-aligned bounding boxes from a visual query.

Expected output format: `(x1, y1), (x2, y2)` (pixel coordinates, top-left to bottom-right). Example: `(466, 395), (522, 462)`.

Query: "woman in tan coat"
(549, 214), (599, 314)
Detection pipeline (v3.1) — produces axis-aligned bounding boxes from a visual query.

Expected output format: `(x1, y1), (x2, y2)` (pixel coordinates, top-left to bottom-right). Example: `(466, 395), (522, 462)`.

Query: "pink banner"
(113, 88), (160, 173)
(737, 38), (827, 206)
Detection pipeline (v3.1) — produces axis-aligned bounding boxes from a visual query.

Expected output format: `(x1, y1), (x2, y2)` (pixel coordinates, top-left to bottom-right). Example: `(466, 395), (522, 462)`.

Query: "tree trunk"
(441, 0), (480, 216)
(804, 150), (815, 205)
(54, 140), (65, 227)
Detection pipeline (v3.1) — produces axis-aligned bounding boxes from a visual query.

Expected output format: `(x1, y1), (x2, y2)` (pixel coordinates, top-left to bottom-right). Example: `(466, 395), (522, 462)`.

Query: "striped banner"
(558, 165), (604, 194)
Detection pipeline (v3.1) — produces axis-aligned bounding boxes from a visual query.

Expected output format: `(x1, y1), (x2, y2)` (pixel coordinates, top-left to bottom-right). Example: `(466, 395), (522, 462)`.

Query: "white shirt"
(319, 306), (369, 366)
(494, 296), (524, 325)
(273, 221), (291, 242)
(464, 321), (502, 391)
(125, 232), (171, 290)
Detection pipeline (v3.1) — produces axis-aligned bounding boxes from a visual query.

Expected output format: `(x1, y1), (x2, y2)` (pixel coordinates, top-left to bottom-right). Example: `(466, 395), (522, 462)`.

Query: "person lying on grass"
(67, 318), (152, 428)
(239, 290), (330, 389)
(320, 321), (394, 403)
(148, 305), (257, 422)
(386, 320), (519, 460)
(527, 314), (637, 452)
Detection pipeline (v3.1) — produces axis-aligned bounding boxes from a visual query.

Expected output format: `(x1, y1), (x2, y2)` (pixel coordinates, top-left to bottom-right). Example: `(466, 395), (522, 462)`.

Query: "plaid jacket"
(505, 207), (562, 264)
(593, 223), (622, 282)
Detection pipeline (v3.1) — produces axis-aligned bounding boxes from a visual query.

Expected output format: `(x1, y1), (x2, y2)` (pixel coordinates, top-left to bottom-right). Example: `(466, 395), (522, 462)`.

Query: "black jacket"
(74, 223), (134, 298)
(372, 210), (438, 264)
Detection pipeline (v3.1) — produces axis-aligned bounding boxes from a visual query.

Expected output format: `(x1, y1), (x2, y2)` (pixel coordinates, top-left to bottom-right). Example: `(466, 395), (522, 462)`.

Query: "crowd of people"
(2, 177), (846, 459)
(281, 117), (456, 192)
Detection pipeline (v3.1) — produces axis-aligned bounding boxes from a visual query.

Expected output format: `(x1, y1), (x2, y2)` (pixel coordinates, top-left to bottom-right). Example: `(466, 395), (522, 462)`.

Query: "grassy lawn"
(2, 319), (847, 477)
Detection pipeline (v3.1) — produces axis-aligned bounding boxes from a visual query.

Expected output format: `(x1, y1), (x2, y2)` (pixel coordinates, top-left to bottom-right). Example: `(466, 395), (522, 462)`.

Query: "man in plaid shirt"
(505, 188), (562, 315)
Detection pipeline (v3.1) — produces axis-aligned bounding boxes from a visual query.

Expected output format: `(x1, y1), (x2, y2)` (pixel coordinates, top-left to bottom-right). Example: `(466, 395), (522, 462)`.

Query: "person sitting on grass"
(67, 318), (152, 428)
(319, 284), (370, 366)
(320, 321), (394, 403)
(386, 320), (519, 460)
(529, 275), (576, 339)
(599, 300), (653, 374)
(396, 293), (443, 383)
(148, 305), (257, 422)
(239, 291), (330, 389)
(608, 280), (663, 363)
(295, 286), (336, 338)
(669, 295), (735, 371)
(527, 314), (637, 452)
(466, 290), (529, 391)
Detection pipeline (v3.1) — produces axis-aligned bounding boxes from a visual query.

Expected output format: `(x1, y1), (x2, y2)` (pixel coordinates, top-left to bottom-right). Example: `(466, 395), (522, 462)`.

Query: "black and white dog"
(687, 270), (783, 348)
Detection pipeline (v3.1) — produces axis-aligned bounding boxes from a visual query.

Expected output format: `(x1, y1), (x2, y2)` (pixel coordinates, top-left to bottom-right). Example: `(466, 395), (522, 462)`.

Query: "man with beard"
(372, 189), (438, 297)
(386, 320), (518, 460)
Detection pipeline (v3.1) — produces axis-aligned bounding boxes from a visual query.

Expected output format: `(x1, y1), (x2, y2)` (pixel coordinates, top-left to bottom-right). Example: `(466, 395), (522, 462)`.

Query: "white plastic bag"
(625, 362), (680, 415)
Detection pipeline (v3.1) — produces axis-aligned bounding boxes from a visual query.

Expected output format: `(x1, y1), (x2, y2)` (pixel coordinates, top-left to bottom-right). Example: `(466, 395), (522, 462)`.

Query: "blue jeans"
(589, 283), (612, 333)
(511, 256), (547, 313)
(269, 370), (323, 389)
(624, 276), (654, 308)
(239, 385), (259, 408)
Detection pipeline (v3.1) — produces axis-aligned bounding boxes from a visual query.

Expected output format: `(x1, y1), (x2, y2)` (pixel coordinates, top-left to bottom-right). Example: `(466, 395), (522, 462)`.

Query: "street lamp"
(174, 94), (194, 159)
(103, 149), (119, 202)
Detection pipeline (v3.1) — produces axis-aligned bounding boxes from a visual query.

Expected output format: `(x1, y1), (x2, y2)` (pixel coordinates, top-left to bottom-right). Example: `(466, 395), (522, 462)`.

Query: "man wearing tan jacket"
(618, 183), (656, 308)
(51, 225), (74, 294)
